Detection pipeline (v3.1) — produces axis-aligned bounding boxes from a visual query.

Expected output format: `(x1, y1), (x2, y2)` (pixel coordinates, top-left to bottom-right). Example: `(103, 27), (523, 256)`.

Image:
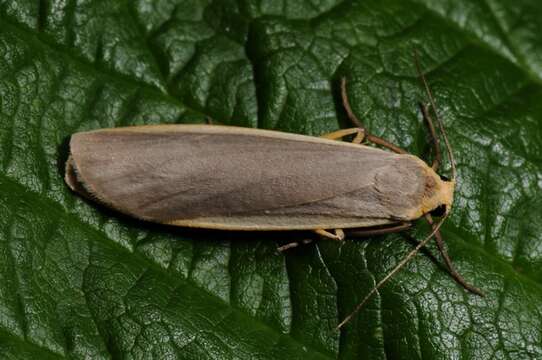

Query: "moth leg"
(347, 222), (411, 237)
(314, 228), (345, 241)
(277, 239), (313, 252)
(321, 128), (365, 144)
(425, 214), (484, 296)
(419, 103), (442, 171)
(364, 134), (408, 154)
(341, 77), (407, 154)
(340, 77), (364, 129)
(279, 228), (345, 251)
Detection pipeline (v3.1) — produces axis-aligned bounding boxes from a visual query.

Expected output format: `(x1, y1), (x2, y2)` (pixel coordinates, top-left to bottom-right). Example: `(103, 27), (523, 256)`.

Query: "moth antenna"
(336, 214), (448, 330)
(413, 49), (456, 183)
(424, 214), (484, 296)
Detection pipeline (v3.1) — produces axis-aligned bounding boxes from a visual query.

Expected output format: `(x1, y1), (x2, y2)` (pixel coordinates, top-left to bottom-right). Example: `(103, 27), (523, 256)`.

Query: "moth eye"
(430, 204), (447, 217)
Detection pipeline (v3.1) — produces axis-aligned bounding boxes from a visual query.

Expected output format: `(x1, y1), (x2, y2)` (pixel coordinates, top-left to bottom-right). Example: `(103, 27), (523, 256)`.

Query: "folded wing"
(66, 125), (428, 230)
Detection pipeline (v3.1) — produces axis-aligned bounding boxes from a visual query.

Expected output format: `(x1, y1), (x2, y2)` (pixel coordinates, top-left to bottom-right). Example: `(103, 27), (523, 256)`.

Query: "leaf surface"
(1, 0), (542, 358)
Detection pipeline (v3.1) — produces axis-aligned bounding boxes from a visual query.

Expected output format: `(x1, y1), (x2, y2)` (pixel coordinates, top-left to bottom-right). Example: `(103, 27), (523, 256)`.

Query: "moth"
(65, 56), (483, 328)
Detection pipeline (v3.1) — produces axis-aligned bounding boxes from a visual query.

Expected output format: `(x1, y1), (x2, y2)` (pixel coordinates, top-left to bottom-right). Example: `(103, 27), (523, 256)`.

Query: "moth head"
(420, 168), (455, 218)
(429, 174), (454, 217)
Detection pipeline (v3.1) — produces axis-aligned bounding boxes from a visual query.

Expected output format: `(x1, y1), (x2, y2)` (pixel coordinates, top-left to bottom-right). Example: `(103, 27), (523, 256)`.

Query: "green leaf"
(1, 0), (541, 358)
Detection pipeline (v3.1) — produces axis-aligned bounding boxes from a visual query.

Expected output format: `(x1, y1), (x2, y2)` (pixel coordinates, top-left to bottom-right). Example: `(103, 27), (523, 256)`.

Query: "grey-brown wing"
(66, 125), (429, 230)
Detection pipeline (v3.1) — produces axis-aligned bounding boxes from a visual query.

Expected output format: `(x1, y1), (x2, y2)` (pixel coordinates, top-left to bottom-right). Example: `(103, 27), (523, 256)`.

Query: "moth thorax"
(421, 170), (455, 216)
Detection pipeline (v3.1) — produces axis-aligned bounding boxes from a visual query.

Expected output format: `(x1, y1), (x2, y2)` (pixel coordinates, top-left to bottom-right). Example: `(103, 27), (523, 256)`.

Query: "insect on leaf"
(0, 0), (541, 359)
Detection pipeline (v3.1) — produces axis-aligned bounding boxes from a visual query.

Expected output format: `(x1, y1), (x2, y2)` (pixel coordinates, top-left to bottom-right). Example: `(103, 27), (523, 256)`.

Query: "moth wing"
(66, 125), (428, 230)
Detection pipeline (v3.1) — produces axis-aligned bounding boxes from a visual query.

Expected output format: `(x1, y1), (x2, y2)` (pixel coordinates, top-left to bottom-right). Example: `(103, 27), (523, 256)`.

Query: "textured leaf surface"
(1, 0), (542, 358)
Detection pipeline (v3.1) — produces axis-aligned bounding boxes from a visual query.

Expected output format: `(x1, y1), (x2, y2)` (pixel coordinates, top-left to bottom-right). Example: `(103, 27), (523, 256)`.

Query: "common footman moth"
(65, 53), (483, 328)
